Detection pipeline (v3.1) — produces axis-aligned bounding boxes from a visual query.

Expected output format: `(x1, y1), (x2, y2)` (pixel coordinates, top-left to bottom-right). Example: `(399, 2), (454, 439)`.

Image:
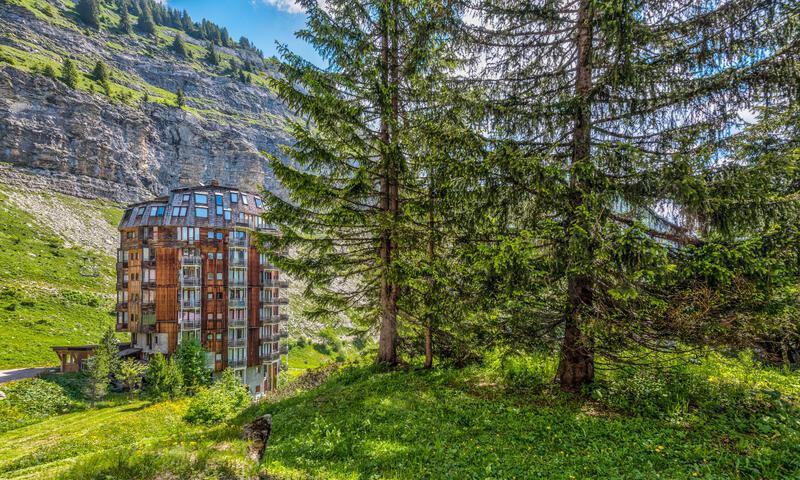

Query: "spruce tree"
(175, 88), (185, 108)
(144, 352), (183, 399)
(205, 42), (219, 66)
(98, 325), (120, 378)
(118, 0), (132, 34)
(175, 338), (210, 395)
(172, 33), (189, 58)
(464, 0), (798, 391)
(135, 3), (156, 35)
(91, 60), (109, 83)
(260, 0), (461, 366)
(60, 58), (79, 89)
(84, 349), (110, 405)
(42, 64), (56, 79)
(76, 0), (100, 29)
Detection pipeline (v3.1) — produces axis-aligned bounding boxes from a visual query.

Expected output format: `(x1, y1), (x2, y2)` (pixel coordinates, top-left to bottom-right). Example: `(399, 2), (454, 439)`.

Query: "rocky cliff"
(0, 0), (294, 203)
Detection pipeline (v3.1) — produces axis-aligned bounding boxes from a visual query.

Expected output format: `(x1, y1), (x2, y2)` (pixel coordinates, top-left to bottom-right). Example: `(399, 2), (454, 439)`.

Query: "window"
(182, 193), (191, 202)
(123, 209), (133, 220)
(208, 272), (214, 280)
(215, 194), (223, 206)
(216, 232), (223, 240)
(216, 272), (223, 280)
(208, 292), (213, 299)
(208, 231), (214, 239)
(216, 333), (222, 340)
(254, 197), (263, 208)
(241, 194), (249, 205)
(230, 192), (239, 203)
(208, 252), (214, 259)
(216, 205), (223, 215)
(150, 206), (165, 217)
(136, 206), (146, 216)
(216, 252), (223, 260)
(195, 207), (208, 218)
(172, 206), (188, 217)
(223, 209), (232, 221)
(178, 227), (200, 242)
(195, 193), (208, 204)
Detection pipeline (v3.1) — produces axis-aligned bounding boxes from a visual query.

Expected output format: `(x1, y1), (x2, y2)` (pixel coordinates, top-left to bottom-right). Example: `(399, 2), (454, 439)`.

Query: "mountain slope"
(0, 178), (121, 369)
(0, 0), (293, 203)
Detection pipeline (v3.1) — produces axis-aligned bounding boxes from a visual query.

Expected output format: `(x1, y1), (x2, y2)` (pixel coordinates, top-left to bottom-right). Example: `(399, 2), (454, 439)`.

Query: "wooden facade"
(115, 182), (288, 395)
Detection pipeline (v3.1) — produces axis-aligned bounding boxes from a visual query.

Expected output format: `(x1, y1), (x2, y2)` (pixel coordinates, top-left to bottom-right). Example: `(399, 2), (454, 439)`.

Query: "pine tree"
(260, 0), (461, 366)
(42, 64), (56, 79)
(175, 338), (210, 395)
(465, 0), (798, 391)
(118, 0), (132, 34)
(84, 349), (111, 405)
(76, 0), (100, 29)
(175, 88), (185, 108)
(144, 352), (184, 399)
(135, 3), (156, 35)
(91, 60), (109, 83)
(60, 58), (79, 89)
(117, 358), (147, 400)
(205, 42), (219, 66)
(98, 325), (120, 377)
(172, 33), (189, 58)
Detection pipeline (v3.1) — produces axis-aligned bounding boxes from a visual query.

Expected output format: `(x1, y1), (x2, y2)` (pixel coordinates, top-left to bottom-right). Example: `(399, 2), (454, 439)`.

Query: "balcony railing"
(260, 333), (275, 343)
(277, 330), (289, 339)
(181, 256), (202, 266)
(228, 318), (247, 328)
(116, 302), (128, 311)
(141, 302), (155, 313)
(229, 256), (247, 267)
(228, 358), (246, 368)
(181, 320), (202, 330)
(279, 313), (289, 322)
(228, 298), (247, 309)
(181, 276), (201, 286)
(257, 224), (278, 232)
(262, 352), (280, 362)
(142, 258), (156, 267)
(229, 237), (248, 248)
(263, 279), (289, 288)
(142, 280), (157, 288)
(228, 278), (247, 286)
(228, 337), (247, 347)
(260, 297), (288, 306)
(115, 322), (129, 332)
(279, 345), (289, 354)
(260, 262), (278, 270)
(181, 299), (201, 309)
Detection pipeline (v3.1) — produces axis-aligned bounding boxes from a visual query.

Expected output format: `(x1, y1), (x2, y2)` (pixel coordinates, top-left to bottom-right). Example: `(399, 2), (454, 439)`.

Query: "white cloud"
(260, 0), (305, 14)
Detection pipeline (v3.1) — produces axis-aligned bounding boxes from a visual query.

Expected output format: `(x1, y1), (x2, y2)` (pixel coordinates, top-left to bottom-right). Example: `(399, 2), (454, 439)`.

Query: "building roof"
(118, 182), (278, 231)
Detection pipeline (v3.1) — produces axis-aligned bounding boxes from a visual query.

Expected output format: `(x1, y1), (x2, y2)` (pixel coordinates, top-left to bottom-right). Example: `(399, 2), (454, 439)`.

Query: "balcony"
(228, 318), (247, 328)
(260, 333), (275, 343)
(229, 237), (248, 248)
(260, 297), (288, 306)
(262, 352), (280, 362)
(142, 280), (157, 288)
(116, 302), (128, 311)
(115, 322), (129, 332)
(229, 256), (247, 267)
(228, 337), (247, 347)
(228, 278), (247, 287)
(257, 224), (278, 233)
(228, 358), (246, 368)
(181, 299), (201, 309)
(228, 298), (247, 309)
(181, 320), (202, 330)
(235, 219), (251, 228)
(277, 330), (289, 339)
(279, 345), (289, 354)
(263, 279), (289, 288)
(117, 260), (129, 268)
(142, 258), (156, 267)
(259, 314), (277, 324)
(260, 262), (278, 270)
(181, 256), (202, 266)
(181, 276), (201, 286)
(141, 302), (155, 313)
(279, 313), (289, 322)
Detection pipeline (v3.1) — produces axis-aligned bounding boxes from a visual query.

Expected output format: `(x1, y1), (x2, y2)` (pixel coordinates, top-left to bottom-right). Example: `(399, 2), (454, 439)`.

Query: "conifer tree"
(175, 338), (210, 394)
(76, 0), (101, 29)
(60, 58), (79, 89)
(205, 42), (220, 66)
(172, 33), (189, 58)
(260, 0), (461, 366)
(84, 349), (110, 405)
(118, 0), (132, 34)
(175, 88), (185, 108)
(135, 3), (156, 35)
(464, 0), (798, 391)
(98, 325), (120, 377)
(91, 60), (109, 83)
(42, 64), (56, 79)
(117, 358), (147, 400)
(144, 352), (183, 399)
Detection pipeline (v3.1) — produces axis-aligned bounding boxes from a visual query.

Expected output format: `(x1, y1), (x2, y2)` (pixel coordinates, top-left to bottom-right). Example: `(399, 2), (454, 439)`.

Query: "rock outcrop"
(0, 1), (294, 203)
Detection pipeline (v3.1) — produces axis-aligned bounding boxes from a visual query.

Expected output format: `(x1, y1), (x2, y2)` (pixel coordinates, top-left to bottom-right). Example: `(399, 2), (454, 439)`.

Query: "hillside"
(0, 177), (121, 369)
(0, 353), (798, 479)
(0, 0), (293, 203)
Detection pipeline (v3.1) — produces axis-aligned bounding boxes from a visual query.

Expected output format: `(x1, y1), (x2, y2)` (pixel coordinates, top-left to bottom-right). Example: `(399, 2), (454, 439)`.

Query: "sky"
(164, 0), (320, 64)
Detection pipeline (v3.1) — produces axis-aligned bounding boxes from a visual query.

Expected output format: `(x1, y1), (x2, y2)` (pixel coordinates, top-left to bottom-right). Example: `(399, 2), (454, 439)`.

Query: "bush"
(0, 378), (79, 432)
(184, 369), (249, 425)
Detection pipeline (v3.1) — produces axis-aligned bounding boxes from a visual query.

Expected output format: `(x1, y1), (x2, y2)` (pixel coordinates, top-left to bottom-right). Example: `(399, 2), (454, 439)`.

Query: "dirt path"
(0, 367), (57, 384)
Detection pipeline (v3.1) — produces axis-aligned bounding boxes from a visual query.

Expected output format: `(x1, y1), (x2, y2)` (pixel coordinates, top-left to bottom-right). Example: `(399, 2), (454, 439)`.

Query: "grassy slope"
(0, 184), (122, 368)
(1, 353), (797, 479)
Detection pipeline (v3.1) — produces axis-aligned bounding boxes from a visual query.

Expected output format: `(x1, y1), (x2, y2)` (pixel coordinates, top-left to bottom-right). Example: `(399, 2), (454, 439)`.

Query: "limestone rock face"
(0, 2), (293, 203)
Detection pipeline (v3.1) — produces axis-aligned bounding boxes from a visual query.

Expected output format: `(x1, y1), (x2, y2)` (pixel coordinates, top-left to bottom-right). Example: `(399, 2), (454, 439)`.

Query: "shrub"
(2, 378), (76, 418)
(60, 58), (80, 89)
(184, 369), (249, 425)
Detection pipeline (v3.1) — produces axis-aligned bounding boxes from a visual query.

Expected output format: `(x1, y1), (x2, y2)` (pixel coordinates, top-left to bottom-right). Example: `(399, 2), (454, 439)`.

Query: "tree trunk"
(557, 0), (595, 392)
(377, 0), (399, 366)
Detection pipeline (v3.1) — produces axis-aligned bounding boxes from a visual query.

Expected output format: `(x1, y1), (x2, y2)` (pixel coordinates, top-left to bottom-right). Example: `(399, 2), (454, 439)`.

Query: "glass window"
(150, 206), (165, 217)
(123, 209), (133, 220)
(241, 194), (249, 205)
(254, 197), (263, 208)
(215, 194), (223, 206)
(216, 252), (223, 260)
(183, 193), (191, 202)
(216, 232), (223, 239)
(195, 207), (208, 218)
(171, 206), (181, 216)
(136, 206), (146, 216)
(216, 205), (223, 215)
(195, 193), (208, 204)
(223, 210), (232, 221)
(208, 252), (214, 259)
(216, 272), (223, 280)
(230, 192), (239, 203)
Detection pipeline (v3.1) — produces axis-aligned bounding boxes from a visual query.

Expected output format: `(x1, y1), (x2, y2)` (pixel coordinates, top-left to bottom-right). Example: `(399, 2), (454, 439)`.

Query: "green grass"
(1, 352), (796, 479)
(0, 186), (121, 368)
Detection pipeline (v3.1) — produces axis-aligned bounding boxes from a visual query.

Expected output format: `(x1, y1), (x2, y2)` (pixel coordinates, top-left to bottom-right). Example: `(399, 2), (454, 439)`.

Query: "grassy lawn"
(0, 185), (120, 369)
(2, 351), (795, 479)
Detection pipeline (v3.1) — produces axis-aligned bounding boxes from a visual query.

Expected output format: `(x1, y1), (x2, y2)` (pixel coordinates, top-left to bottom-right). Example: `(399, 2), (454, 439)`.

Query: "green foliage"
(0, 378), (78, 433)
(204, 42), (219, 65)
(171, 33), (189, 58)
(99, 325), (120, 377)
(175, 338), (210, 394)
(144, 352), (183, 400)
(135, 3), (156, 35)
(91, 60), (109, 83)
(117, 358), (147, 400)
(117, 0), (132, 34)
(41, 63), (56, 78)
(183, 369), (249, 424)
(83, 348), (111, 405)
(175, 87), (185, 108)
(75, 0), (100, 29)
(60, 58), (79, 89)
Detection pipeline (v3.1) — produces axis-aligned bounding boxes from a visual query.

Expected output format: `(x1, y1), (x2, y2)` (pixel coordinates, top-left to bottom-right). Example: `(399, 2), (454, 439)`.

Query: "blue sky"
(165, 0), (320, 63)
